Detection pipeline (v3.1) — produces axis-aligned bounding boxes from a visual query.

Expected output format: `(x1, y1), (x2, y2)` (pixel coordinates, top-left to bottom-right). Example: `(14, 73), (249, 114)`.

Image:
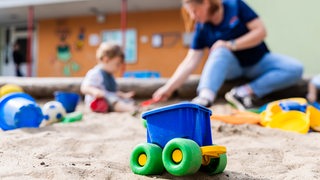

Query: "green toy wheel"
(201, 153), (227, 175)
(130, 143), (164, 175)
(162, 138), (202, 176)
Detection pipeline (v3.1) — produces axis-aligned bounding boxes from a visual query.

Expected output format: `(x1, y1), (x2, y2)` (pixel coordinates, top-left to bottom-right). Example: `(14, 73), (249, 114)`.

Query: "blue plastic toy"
(311, 102), (320, 110)
(123, 71), (160, 78)
(0, 92), (43, 130)
(130, 102), (227, 176)
(54, 91), (80, 113)
(279, 101), (307, 112)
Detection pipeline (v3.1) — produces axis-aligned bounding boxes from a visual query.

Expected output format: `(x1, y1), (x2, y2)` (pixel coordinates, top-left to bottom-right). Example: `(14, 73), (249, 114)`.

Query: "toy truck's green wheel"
(162, 138), (202, 176)
(130, 143), (164, 175)
(201, 153), (227, 175)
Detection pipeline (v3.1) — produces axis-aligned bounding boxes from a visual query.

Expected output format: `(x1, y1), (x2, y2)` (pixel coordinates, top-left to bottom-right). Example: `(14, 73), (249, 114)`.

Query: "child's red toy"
(90, 98), (108, 113)
(140, 98), (160, 107)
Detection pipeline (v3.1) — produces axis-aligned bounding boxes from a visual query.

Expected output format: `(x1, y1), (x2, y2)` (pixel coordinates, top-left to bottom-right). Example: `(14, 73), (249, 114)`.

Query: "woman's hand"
(210, 19), (267, 52)
(152, 49), (204, 102)
(152, 85), (173, 102)
(307, 92), (317, 103)
(210, 40), (232, 52)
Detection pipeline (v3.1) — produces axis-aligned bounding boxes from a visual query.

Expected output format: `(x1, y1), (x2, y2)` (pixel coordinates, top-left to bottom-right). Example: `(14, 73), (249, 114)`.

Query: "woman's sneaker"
(191, 96), (213, 107)
(225, 89), (253, 111)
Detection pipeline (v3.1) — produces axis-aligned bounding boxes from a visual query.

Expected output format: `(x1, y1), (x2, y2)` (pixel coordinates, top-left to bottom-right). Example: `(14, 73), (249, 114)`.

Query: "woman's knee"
(286, 60), (303, 80)
(272, 54), (304, 80)
(208, 47), (235, 64)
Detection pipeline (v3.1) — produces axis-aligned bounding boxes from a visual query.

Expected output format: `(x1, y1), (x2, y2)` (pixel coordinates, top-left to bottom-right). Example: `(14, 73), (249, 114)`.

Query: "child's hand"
(120, 91), (135, 99)
(93, 89), (105, 98)
(307, 93), (317, 103)
(307, 83), (318, 103)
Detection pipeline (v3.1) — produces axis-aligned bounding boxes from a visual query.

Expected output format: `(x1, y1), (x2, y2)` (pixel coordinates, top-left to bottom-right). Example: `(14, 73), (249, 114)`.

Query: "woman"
(153, 0), (303, 110)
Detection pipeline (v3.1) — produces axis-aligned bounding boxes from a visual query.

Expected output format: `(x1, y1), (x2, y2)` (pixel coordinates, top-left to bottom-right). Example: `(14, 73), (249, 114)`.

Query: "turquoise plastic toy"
(0, 92), (43, 130)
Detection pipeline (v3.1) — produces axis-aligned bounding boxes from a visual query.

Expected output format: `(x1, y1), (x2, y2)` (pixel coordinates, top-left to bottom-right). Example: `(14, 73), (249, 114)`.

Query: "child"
(81, 42), (136, 113)
(307, 75), (320, 103)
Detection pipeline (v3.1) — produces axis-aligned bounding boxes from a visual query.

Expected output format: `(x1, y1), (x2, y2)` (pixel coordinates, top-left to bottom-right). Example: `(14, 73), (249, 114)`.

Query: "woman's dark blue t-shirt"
(190, 0), (269, 67)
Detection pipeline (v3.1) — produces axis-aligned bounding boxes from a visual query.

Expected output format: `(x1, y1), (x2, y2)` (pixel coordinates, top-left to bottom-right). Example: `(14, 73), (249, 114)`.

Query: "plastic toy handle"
(140, 98), (160, 107)
(201, 145), (227, 158)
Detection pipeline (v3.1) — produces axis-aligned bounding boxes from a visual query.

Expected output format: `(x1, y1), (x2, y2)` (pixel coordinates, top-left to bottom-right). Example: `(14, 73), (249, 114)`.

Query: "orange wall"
(37, 9), (206, 77)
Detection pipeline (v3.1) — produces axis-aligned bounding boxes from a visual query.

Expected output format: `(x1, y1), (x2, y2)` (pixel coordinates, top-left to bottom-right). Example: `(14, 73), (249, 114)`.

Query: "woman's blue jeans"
(198, 47), (303, 98)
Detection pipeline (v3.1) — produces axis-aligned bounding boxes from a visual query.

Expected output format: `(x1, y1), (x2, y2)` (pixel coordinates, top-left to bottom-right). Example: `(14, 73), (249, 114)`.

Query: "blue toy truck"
(130, 102), (227, 176)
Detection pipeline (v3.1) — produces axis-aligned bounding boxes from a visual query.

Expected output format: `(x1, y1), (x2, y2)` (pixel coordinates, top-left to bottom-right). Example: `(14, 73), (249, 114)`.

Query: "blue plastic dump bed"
(142, 102), (213, 148)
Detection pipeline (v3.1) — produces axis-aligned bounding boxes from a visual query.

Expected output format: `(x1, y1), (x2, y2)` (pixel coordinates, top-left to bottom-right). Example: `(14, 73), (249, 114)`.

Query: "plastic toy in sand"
(54, 91), (80, 113)
(211, 109), (261, 125)
(308, 104), (320, 132)
(130, 102), (227, 176)
(260, 98), (320, 134)
(0, 84), (24, 98)
(41, 101), (67, 126)
(0, 92), (43, 130)
(123, 71), (160, 78)
(90, 98), (109, 113)
(62, 111), (83, 123)
(140, 98), (160, 107)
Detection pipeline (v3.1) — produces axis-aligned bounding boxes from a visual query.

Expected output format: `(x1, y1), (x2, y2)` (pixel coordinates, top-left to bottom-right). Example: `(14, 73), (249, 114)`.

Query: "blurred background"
(0, 0), (318, 78)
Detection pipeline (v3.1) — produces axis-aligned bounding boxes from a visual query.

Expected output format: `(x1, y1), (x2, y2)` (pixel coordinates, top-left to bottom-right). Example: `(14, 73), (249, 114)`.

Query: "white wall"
(247, 0), (320, 76)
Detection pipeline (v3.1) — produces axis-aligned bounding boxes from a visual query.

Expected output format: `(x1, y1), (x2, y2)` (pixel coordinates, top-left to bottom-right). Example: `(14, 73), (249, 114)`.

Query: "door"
(1, 26), (37, 76)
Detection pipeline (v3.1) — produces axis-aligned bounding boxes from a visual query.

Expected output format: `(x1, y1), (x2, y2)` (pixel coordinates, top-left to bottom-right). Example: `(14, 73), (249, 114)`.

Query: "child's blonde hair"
(96, 42), (125, 62)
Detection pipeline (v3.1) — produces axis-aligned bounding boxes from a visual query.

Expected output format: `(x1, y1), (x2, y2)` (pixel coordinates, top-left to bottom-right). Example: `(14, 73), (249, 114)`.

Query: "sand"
(1, 99), (320, 180)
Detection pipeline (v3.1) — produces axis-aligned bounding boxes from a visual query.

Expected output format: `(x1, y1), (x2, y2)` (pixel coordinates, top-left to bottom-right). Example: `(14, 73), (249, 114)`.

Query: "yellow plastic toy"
(261, 98), (320, 134)
(0, 84), (24, 98)
(308, 105), (320, 131)
(260, 98), (307, 127)
(267, 110), (310, 134)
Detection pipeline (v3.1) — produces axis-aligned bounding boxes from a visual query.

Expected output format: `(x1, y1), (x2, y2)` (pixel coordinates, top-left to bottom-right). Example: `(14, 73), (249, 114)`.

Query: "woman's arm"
(211, 18), (267, 51)
(230, 18), (267, 51)
(153, 49), (204, 100)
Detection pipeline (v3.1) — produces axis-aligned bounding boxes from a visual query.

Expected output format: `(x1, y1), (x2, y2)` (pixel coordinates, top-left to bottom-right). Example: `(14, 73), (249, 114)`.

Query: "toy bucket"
(0, 84), (23, 98)
(142, 102), (212, 148)
(0, 92), (43, 130)
(54, 91), (80, 113)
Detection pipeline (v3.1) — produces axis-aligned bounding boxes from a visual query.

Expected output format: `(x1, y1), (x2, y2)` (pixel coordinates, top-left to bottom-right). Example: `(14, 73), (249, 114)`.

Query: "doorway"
(1, 26), (37, 76)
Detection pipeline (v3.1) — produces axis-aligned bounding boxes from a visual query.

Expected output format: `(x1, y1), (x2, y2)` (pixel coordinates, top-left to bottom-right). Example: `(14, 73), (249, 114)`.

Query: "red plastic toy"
(90, 98), (108, 113)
